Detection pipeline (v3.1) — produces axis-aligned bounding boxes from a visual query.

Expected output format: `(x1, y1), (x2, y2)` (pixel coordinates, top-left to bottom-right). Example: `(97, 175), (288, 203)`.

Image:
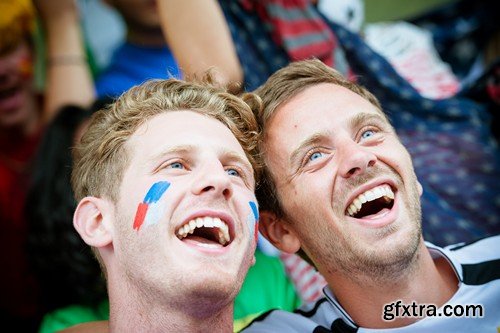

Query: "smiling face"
(263, 83), (423, 279)
(111, 110), (257, 304)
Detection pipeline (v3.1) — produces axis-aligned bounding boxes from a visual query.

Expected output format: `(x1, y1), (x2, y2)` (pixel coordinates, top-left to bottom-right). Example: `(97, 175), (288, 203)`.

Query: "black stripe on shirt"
(294, 298), (328, 317)
(447, 235), (499, 251)
(462, 259), (500, 285)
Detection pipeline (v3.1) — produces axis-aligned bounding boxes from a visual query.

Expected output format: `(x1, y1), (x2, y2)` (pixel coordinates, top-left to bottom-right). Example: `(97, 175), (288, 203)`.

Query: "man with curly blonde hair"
(72, 77), (261, 332)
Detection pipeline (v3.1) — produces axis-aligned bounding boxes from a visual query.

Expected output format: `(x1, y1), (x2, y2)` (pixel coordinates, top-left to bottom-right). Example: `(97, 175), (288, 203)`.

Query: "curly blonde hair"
(72, 78), (261, 203)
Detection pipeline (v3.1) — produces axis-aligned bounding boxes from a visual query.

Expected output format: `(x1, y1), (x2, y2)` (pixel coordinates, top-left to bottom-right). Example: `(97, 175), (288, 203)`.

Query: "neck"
(126, 27), (166, 47)
(108, 281), (234, 333)
(325, 241), (458, 329)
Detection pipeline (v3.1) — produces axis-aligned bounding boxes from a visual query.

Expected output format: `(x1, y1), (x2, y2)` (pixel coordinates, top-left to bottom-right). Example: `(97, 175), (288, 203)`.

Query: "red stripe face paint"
(133, 203), (149, 231)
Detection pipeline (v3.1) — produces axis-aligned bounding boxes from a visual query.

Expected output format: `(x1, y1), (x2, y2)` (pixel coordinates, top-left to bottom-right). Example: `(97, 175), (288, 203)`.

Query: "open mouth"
(176, 217), (232, 247)
(346, 184), (395, 219)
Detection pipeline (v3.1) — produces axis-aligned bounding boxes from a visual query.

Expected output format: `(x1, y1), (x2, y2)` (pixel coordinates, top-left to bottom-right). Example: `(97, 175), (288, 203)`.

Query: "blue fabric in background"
(409, 0), (499, 80)
(221, 0), (289, 92)
(95, 43), (181, 99)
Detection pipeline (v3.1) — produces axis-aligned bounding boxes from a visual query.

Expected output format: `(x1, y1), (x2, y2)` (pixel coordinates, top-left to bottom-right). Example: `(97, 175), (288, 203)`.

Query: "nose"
(338, 138), (377, 178)
(191, 162), (233, 200)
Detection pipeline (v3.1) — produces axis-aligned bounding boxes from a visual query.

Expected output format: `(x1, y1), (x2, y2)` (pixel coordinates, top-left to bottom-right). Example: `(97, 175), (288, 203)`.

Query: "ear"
(73, 197), (113, 248)
(259, 210), (301, 254)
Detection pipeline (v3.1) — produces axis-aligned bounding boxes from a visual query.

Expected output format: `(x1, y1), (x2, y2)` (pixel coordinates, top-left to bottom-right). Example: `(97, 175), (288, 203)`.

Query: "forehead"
(127, 110), (247, 162)
(266, 83), (382, 143)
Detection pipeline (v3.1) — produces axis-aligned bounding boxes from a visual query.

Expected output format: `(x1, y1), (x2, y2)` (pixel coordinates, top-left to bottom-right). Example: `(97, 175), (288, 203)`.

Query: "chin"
(189, 275), (241, 304)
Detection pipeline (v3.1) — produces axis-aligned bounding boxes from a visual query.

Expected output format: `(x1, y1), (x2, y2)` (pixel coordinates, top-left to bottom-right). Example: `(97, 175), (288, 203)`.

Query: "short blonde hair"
(254, 59), (384, 217)
(72, 78), (261, 203)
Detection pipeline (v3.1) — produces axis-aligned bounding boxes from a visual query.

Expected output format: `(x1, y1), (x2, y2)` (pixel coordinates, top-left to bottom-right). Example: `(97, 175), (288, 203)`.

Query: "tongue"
(359, 207), (391, 220)
(182, 235), (222, 246)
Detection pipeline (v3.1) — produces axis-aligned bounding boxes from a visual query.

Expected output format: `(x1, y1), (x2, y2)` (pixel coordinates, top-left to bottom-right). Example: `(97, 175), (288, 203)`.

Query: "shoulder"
(39, 301), (109, 333)
(446, 235), (500, 262)
(445, 235), (500, 286)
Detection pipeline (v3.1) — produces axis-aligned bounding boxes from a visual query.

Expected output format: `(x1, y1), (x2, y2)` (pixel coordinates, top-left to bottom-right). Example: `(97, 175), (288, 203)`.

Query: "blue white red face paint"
(133, 181), (170, 231)
(248, 201), (259, 243)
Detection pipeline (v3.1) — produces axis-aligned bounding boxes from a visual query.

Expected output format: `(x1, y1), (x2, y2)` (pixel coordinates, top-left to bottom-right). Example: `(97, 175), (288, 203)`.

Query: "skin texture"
(158, 0), (243, 92)
(35, 0), (94, 122)
(260, 83), (457, 328)
(74, 111), (257, 332)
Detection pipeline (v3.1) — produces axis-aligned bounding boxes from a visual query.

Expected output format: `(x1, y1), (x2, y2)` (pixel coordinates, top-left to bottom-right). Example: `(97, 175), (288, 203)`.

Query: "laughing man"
(71, 78), (261, 332)
(243, 59), (500, 332)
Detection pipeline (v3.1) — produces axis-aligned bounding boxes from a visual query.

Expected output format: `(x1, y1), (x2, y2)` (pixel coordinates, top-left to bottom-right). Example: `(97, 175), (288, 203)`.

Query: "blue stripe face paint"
(248, 201), (259, 243)
(143, 181), (170, 204)
(249, 201), (259, 222)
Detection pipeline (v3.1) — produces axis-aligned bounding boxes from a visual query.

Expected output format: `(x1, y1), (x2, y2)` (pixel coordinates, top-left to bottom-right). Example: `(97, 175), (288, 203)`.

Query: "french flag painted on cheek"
(133, 181), (171, 231)
(249, 201), (259, 243)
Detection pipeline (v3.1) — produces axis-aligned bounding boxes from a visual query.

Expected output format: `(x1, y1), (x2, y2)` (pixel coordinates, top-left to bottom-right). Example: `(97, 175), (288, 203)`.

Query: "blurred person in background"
(94, 0), (180, 98)
(0, 0), (93, 330)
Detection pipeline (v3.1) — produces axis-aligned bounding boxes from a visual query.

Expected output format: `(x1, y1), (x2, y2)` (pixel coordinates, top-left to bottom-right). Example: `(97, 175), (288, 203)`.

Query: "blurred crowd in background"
(0, 0), (498, 331)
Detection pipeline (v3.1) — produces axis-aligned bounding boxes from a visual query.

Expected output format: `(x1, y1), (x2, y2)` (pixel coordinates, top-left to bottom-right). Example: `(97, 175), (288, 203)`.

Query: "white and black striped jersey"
(242, 235), (500, 332)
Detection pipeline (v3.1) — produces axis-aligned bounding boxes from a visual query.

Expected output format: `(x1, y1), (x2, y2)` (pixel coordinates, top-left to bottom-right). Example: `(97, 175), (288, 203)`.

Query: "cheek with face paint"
(247, 201), (260, 244)
(133, 181), (171, 231)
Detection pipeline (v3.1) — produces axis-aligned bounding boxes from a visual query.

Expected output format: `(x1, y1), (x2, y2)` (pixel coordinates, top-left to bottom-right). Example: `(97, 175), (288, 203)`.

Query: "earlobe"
(417, 180), (423, 196)
(259, 210), (301, 254)
(73, 197), (113, 248)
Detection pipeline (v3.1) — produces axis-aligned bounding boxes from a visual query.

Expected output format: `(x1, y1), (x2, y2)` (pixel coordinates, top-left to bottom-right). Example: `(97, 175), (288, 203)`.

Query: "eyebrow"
(348, 112), (389, 131)
(289, 129), (333, 167)
(149, 144), (254, 176)
(222, 150), (254, 177)
(149, 144), (197, 165)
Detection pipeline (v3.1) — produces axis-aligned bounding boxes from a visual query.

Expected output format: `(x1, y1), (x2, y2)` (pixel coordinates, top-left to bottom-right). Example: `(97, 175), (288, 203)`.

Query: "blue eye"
(227, 168), (240, 177)
(309, 151), (323, 161)
(361, 130), (375, 139)
(168, 162), (184, 169)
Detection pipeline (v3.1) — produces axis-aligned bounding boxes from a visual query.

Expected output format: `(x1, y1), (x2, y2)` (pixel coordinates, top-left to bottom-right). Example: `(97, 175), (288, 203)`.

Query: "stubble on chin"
(310, 168), (423, 284)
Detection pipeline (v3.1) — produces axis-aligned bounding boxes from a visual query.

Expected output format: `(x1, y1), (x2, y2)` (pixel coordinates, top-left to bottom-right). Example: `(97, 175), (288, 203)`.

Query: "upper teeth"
(347, 184), (394, 217)
(177, 217), (230, 245)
